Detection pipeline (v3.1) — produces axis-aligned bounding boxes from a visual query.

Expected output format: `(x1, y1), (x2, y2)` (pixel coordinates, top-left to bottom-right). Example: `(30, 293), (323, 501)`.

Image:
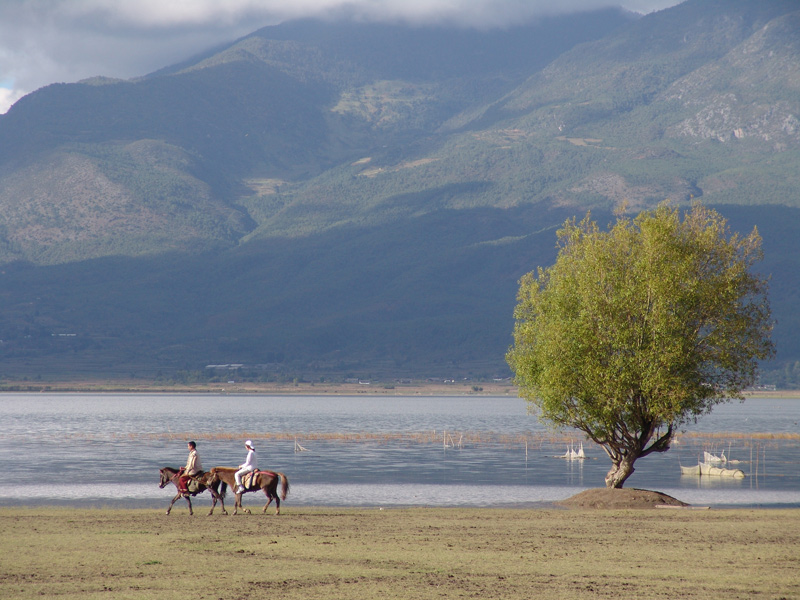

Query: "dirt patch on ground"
(558, 487), (690, 509)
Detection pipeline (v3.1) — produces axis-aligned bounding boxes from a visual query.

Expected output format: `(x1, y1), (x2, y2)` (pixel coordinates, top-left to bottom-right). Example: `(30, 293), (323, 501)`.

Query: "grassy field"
(2, 506), (798, 599)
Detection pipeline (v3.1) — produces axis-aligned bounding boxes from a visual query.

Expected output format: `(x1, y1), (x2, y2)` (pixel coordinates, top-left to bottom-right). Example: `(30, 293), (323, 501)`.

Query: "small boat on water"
(680, 464), (701, 476)
(560, 442), (586, 460)
(680, 462), (745, 478)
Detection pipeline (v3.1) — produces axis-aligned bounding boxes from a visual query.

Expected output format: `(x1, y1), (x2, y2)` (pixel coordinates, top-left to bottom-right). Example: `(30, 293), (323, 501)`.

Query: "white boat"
(703, 450), (726, 464)
(561, 442), (586, 460)
(680, 462), (744, 478)
(680, 464), (701, 476)
(700, 462), (744, 478)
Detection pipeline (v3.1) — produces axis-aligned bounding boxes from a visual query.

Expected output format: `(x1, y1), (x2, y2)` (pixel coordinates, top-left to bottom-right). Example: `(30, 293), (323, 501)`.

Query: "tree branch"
(640, 424), (673, 457)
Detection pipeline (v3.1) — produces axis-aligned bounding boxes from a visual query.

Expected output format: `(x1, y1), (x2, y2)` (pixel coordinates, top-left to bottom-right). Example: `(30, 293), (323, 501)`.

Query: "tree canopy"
(507, 204), (775, 488)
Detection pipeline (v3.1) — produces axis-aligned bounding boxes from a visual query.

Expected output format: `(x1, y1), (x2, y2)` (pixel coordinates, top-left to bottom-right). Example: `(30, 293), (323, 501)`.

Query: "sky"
(0, 0), (683, 114)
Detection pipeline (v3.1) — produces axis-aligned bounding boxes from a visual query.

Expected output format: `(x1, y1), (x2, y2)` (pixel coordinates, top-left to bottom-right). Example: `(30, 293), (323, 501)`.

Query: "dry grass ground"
(1, 504), (798, 600)
(2, 379), (798, 399)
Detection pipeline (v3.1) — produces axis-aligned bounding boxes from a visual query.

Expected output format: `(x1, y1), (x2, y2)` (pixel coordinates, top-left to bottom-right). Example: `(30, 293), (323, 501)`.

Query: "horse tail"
(279, 472), (289, 501)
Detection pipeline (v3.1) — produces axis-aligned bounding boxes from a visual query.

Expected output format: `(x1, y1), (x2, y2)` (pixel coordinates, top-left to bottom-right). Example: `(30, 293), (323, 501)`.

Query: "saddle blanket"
(243, 470), (277, 489)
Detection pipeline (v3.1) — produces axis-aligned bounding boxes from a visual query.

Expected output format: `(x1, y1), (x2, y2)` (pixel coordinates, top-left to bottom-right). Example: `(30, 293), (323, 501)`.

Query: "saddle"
(187, 476), (202, 494)
(179, 470), (204, 494)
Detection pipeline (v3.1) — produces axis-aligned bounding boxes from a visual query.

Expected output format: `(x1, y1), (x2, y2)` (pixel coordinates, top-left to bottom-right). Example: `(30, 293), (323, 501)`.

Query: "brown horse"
(159, 467), (227, 516)
(208, 467), (289, 515)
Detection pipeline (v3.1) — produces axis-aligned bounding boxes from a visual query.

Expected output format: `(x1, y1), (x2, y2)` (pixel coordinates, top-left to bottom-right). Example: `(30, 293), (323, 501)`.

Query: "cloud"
(0, 0), (682, 114)
(69, 0), (680, 29)
(0, 87), (25, 114)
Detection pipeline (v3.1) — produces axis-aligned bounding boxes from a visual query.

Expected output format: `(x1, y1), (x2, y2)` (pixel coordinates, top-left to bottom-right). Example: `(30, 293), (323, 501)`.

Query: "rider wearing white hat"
(234, 440), (257, 494)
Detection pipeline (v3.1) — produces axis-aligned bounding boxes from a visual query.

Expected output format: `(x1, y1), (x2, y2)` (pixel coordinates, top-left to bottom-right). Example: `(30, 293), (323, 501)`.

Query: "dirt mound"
(558, 488), (689, 509)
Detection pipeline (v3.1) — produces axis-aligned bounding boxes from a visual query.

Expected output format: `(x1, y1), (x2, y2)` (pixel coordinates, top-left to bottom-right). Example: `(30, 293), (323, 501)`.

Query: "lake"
(1, 393), (798, 509)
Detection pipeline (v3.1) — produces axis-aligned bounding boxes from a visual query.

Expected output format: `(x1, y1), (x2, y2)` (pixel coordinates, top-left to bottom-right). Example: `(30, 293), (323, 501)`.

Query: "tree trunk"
(605, 454), (637, 488)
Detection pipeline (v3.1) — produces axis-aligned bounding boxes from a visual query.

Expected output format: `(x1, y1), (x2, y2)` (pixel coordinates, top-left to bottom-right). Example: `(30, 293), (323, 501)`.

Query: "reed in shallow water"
(87, 429), (800, 445)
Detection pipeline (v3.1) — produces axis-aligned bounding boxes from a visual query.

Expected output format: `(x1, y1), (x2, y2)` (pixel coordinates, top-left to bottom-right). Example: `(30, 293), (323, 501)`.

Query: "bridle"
(159, 468), (178, 489)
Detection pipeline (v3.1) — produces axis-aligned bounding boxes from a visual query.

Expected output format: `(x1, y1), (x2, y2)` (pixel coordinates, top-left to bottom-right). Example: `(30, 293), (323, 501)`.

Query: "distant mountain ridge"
(0, 9), (635, 264)
(0, 0), (799, 384)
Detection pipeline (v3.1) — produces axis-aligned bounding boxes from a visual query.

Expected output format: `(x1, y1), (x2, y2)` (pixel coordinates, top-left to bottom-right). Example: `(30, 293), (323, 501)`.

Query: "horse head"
(159, 467), (175, 488)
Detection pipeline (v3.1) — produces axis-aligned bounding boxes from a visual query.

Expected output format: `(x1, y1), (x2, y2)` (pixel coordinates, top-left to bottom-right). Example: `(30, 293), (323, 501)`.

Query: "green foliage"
(507, 204), (775, 488)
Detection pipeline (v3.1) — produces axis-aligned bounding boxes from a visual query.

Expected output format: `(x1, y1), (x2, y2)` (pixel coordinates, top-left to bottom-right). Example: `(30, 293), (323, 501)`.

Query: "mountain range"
(1, 0), (799, 385)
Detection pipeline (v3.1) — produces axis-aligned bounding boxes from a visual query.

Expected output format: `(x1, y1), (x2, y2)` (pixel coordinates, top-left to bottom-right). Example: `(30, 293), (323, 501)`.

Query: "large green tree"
(507, 204), (774, 488)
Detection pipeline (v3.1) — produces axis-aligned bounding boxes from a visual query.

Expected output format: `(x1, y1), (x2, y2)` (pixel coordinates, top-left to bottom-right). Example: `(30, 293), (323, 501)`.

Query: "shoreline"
(0, 380), (518, 396)
(2, 497), (798, 512)
(1, 503), (799, 512)
(0, 380), (797, 398)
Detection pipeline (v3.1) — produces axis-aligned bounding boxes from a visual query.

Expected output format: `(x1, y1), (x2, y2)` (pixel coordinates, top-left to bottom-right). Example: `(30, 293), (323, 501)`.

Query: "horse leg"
(233, 491), (241, 516)
(208, 488), (228, 515)
(166, 492), (181, 515)
(185, 493), (193, 516)
(210, 487), (227, 516)
(216, 480), (229, 516)
(237, 491), (251, 515)
(207, 488), (219, 516)
(262, 490), (273, 514)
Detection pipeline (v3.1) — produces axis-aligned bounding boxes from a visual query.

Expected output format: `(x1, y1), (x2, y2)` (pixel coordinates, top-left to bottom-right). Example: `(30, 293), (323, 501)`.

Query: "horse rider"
(235, 440), (257, 494)
(178, 440), (203, 494)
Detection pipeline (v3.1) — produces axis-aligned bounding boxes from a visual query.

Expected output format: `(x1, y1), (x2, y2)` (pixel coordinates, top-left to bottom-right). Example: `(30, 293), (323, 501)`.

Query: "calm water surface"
(1, 394), (798, 509)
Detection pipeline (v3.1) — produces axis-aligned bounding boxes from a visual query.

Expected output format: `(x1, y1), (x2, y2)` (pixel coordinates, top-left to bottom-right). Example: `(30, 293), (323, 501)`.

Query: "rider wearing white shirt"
(234, 440), (257, 493)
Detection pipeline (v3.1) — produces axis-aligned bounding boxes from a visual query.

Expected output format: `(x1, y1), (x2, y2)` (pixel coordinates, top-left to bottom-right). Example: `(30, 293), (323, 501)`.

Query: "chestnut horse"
(159, 467), (227, 516)
(208, 467), (289, 515)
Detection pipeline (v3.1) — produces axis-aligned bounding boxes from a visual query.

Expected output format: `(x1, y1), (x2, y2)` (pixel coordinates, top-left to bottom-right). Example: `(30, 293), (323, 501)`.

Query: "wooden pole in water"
(755, 443), (759, 488)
